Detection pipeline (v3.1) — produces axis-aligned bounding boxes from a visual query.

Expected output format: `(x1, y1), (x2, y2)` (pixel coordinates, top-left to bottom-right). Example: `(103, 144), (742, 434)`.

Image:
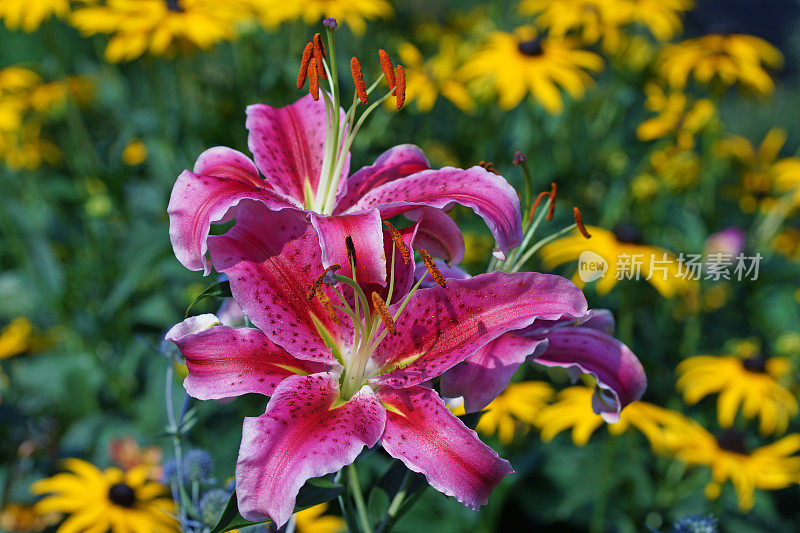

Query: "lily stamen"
(308, 58), (320, 101)
(528, 190), (550, 223)
(379, 49), (396, 89)
(395, 65), (406, 109)
(312, 33), (327, 80)
(383, 221), (410, 265)
(546, 181), (557, 221)
(315, 289), (339, 324)
(371, 292), (397, 334)
(573, 207), (591, 239)
(351, 57), (369, 105)
(308, 264), (342, 300)
(419, 248), (446, 288)
(297, 42), (313, 89)
(479, 160), (501, 175)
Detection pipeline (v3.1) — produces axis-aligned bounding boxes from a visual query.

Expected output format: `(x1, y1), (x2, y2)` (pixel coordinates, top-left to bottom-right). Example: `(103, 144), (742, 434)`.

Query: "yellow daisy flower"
(256, 0), (392, 35)
(657, 34), (783, 95)
(716, 127), (800, 213)
(0, 0), (68, 32)
(771, 227), (800, 261)
(539, 225), (697, 298)
(397, 38), (474, 113)
(460, 26), (603, 112)
(31, 458), (177, 532)
(0, 317), (35, 361)
(623, 0), (693, 42)
(646, 144), (701, 191)
(637, 83), (715, 149)
(295, 502), (345, 533)
(676, 354), (797, 436)
(70, 0), (258, 63)
(518, 0), (629, 52)
(477, 381), (554, 444)
(536, 386), (679, 449)
(0, 503), (59, 532)
(662, 419), (800, 512)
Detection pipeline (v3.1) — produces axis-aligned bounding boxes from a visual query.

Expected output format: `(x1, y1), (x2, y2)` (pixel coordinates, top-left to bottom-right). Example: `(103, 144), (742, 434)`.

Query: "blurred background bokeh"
(2, 0), (800, 531)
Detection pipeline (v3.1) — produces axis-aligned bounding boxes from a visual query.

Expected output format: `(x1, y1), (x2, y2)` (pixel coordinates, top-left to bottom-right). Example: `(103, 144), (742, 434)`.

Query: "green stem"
(375, 471), (412, 533)
(347, 463), (373, 533)
(589, 436), (618, 533)
(509, 222), (577, 273)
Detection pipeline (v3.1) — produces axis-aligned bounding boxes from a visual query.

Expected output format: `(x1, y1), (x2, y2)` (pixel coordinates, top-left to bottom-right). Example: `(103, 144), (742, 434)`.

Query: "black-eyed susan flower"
(397, 37), (474, 113)
(637, 83), (715, 149)
(677, 353), (797, 436)
(662, 421), (800, 512)
(716, 128), (800, 213)
(539, 225), (697, 298)
(518, 0), (629, 52)
(70, 0), (258, 63)
(31, 458), (177, 532)
(294, 502), (346, 533)
(450, 381), (555, 445)
(657, 34), (783, 95)
(623, 0), (693, 42)
(0, 0), (68, 32)
(536, 385), (680, 449)
(460, 26), (603, 112)
(256, 0), (392, 34)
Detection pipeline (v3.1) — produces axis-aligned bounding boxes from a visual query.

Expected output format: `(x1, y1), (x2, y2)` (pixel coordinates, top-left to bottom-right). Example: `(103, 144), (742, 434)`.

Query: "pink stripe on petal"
(168, 170), (299, 274)
(310, 211), (387, 286)
(377, 386), (513, 510)
(531, 327), (647, 423)
(208, 205), (352, 365)
(371, 272), (587, 388)
(350, 166), (522, 260)
(166, 317), (328, 400)
(236, 373), (385, 527)
(334, 144), (430, 213)
(440, 332), (549, 412)
(246, 95), (349, 205)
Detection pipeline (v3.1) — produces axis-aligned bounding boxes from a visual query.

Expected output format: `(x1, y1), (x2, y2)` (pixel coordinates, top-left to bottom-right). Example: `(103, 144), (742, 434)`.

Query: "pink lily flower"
(415, 262), (647, 421)
(167, 94), (523, 284)
(165, 205), (587, 527)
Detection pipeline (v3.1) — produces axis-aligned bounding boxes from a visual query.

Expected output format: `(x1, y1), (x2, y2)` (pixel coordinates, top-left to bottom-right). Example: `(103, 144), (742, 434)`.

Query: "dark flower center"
(742, 355), (767, 373)
(518, 39), (544, 57)
(108, 483), (137, 507)
(716, 429), (749, 455)
(613, 223), (644, 244)
(165, 0), (184, 12)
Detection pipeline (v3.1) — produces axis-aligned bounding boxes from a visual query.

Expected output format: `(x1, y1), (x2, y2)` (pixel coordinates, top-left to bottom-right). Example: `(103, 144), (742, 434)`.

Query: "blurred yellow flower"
(771, 227), (800, 261)
(0, 317), (34, 360)
(677, 354), (797, 436)
(461, 26), (603, 112)
(662, 420), (800, 512)
(70, 0), (258, 62)
(539, 225), (697, 298)
(716, 128), (800, 213)
(637, 83), (715, 148)
(122, 138), (148, 166)
(536, 386), (681, 449)
(0, 503), (58, 532)
(108, 437), (164, 481)
(462, 230), (494, 265)
(397, 38), (474, 113)
(520, 0), (691, 49)
(0, 0), (68, 32)
(295, 502), (345, 533)
(647, 144), (701, 191)
(31, 458), (177, 532)
(475, 381), (554, 444)
(257, 0), (392, 34)
(657, 34), (783, 95)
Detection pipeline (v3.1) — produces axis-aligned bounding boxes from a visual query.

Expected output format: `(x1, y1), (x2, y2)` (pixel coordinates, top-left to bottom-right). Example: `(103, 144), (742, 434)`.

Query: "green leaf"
(367, 460), (427, 528)
(185, 280), (232, 317)
(457, 410), (485, 430)
(209, 476), (344, 533)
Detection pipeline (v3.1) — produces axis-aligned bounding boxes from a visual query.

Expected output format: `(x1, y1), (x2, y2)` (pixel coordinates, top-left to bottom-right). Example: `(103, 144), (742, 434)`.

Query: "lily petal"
(168, 167), (299, 274)
(310, 210), (387, 286)
(530, 327), (647, 423)
(377, 385), (513, 510)
(350, 166), (522, 260)
(193, 146), (263, 187)
(208, 204), (352, 365)
(246, 95), (349, 205)
(334, 144), (430, 213)
(372, 272), (587, 388)
(165, 315), (327, 400)
(236, 373), (385, 527)
(440, 332), (549, 412)
(403, 207), (465, 265)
